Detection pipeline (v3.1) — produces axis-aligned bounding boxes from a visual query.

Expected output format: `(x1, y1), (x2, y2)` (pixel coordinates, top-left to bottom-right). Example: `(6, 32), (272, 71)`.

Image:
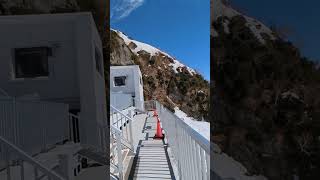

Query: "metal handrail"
(153, 100), (210, 180)
(110, 105), (134, 122)
(0, 136), (66, 180)
(172, 112), (210, 152)
(110, 125), (124, 180)
(110, 106), (134, 150)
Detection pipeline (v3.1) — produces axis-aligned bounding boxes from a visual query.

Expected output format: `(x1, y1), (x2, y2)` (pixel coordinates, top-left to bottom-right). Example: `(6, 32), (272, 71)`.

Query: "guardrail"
(0, 136), (66, 180)
(154, 101), (210, 180)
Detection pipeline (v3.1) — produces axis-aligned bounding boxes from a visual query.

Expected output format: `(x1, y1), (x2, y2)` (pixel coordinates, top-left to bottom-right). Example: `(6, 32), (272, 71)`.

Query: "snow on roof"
(113, 29), (197, 76)
(244, 16), (276, 44)
(213, 0), (276, 44)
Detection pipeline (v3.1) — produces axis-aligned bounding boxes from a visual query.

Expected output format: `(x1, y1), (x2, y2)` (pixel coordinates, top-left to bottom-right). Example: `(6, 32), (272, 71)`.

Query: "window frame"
(12, 47), (51, 80)
(114, 76), (127, 87)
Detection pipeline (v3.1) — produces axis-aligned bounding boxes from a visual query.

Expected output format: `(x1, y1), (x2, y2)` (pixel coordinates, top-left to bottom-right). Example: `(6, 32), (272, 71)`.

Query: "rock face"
(212, 0), (320, 179)
(0, 0), (79, 14)
(110, 29), (210, 121)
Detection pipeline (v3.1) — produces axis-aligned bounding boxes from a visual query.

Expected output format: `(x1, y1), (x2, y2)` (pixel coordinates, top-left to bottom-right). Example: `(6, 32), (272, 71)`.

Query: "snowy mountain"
(112, 29), (197, 75)
(212, 0), (276, 44)
(212, 0), (320, 180)
(110, 29), (209, 121)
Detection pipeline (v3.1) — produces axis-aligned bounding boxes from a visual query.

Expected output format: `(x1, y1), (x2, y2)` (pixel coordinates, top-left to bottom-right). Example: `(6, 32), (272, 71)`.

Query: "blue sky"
(231, 0), (320, 62)
(111, 0), (210, 80)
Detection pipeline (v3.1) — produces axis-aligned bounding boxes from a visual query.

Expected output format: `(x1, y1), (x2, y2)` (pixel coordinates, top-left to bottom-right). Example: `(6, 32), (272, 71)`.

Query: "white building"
(110, 65), (144, 111)
(0, 13), (106, 150)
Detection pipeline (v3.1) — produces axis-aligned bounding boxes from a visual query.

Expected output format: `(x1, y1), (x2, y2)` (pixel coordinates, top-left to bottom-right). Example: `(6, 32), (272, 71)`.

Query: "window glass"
(14, 47), (49, 78)
(114, 76), (126, 86)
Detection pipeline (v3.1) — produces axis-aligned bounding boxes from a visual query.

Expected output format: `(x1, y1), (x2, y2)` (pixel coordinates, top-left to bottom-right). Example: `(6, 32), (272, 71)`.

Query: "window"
(95, 47), (102, 75)
(114, 76), (126, 86)
(14, 47), (50, 78)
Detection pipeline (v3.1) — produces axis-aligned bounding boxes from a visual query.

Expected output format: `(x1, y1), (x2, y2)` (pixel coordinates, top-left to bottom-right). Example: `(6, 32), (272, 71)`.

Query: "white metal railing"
(0, 136), (66, 180)
(110, 125), (124, 180)
(110, 105), (135, 180)
(110, 105), (134, 150)
(68, 113), (80, 143)
(0, 98), (69, 160)
(153, 100), (210, 180)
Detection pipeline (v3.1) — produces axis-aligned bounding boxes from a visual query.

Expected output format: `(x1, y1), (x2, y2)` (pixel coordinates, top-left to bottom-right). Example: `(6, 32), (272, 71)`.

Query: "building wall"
(110, 65), (144, 111)
(110, 92), (133, 110)
(0, 14), (80, 108)
(0, 13), (107, 150)
(134, 67), (144, 110)
(75, 14), (106, 148)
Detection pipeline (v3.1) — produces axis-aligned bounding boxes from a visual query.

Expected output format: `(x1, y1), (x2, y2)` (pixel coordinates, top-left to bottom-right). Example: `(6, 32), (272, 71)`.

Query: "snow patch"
(244, 16), (275, 44)
(169, 59), (196, 75)
(174, 107), (210, 140)
(281, 91), (301, 101)
(212, 28), (219, 37)
(223, 19), (230, 34)
(213, 143), (268, 180)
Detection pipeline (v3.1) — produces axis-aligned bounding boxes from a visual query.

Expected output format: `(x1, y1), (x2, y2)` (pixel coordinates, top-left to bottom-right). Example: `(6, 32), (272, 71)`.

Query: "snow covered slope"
(112, 29), (196, 75)
(212, 0), (276, 44)
(213, 144), (268, 180)
(174, 107), (210, 140)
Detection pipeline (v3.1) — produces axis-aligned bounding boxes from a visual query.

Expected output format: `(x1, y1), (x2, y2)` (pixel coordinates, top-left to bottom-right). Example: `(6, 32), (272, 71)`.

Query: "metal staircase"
(0, 136), (66, 180)
(110, 106), (136, 180)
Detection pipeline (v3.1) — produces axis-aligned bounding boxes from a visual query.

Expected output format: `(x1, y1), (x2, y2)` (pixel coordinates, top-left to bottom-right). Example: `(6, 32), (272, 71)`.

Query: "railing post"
(128, 119), (134, 152)
(175, 113), (182, 180)
(115, 131), (123, 180)
(206, 153), (210, 180)
(58, 153), (74, 180)
(20, 160), (25, 180)
(201, 149), (206, 180)
(6, 160), (11, 180)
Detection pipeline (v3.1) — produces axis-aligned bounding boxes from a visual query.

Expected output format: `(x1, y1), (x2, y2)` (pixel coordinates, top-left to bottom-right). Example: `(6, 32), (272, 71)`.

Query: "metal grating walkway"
(129, 115), (175, 180)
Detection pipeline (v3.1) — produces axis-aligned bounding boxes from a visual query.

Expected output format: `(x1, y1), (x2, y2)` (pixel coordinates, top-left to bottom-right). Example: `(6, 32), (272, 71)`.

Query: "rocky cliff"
(110, 29), (210, 121)
(212, 0), (320, 179)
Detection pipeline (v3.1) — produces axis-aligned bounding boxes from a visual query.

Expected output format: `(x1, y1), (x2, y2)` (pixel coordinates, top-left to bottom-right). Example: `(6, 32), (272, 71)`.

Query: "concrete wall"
(110, 65), (144, 111)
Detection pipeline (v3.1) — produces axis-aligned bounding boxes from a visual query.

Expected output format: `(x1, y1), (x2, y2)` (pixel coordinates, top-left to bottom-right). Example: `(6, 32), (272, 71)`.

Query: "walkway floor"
(129, 114), (175, 180)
